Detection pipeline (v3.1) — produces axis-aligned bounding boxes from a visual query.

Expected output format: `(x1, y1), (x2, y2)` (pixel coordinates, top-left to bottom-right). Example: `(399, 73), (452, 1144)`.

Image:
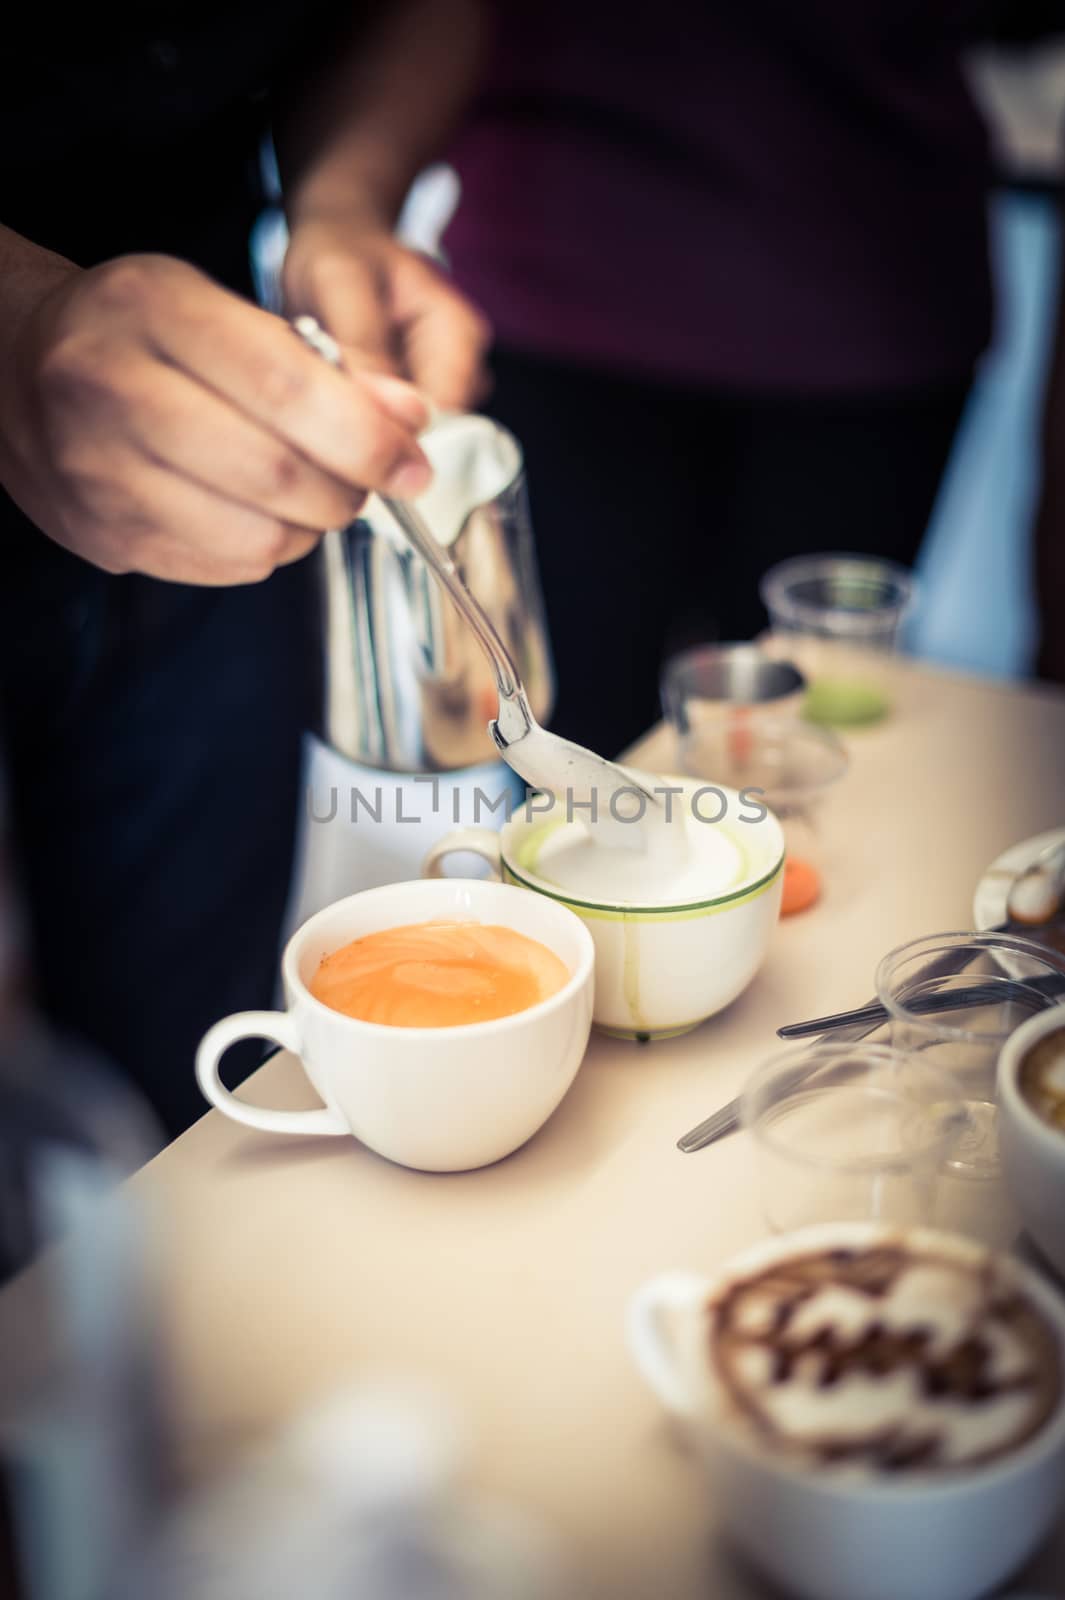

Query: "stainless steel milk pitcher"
(320, 414), (554, 773)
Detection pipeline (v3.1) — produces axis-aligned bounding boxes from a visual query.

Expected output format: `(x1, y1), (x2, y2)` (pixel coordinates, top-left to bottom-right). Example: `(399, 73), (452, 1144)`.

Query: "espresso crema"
(309, 921), (568, 1027)
(708, 1243), (1062, 1473)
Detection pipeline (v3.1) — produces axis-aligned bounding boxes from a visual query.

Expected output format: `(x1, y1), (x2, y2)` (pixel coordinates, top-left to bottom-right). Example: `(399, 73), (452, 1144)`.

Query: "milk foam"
(528, 807), (752, 906)
(709, 1245), (1062, 1474)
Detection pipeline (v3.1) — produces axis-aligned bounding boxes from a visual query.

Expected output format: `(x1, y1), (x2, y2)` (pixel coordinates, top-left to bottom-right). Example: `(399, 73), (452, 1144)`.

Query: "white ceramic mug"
(423, 780), (784, 1039)
(998, 1002), (1065, 1278)
(195, 878), (594, 1172)
(627, 1222), (1065, 1600)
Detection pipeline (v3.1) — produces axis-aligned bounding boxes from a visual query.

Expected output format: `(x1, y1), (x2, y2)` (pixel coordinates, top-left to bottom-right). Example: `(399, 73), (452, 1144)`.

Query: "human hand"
(282, 211), (491, 411)
(0, 251), (432, 584)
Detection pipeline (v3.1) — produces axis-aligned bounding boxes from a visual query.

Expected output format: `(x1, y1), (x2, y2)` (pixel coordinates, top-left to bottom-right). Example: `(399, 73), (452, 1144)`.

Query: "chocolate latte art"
(708, 1244), (1062, 1473)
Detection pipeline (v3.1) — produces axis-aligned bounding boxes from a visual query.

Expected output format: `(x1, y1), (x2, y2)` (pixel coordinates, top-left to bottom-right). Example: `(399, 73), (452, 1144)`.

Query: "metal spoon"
(293, 316), (664, 852)
(676, 1011), (886, 1154)
(677, 918), (1065, 1153)
(775, 969), (1065, 1042)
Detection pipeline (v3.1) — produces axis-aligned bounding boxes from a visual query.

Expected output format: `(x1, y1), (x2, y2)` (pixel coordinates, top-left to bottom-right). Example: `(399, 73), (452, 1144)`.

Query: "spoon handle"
(676, 1015), (881, 1153)
(291, 316), (524, 710)
(777, 971), (1065, 1040)
(381, 494), (522, 702)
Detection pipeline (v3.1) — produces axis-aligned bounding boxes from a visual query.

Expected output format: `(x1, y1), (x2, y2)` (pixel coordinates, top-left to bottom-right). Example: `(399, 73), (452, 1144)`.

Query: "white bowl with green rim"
(423, 778), (784, 1039)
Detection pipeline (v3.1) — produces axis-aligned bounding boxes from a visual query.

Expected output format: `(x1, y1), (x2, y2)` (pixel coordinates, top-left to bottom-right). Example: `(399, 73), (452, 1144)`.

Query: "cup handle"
(422, 828), (502, 880)
(626, 1272), (709, 1418)
(195, 1011), (348, 1136)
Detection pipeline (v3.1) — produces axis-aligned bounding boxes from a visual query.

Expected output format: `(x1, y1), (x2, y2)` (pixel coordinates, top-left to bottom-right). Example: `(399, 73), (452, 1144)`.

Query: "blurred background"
(427, 28), (1065, 682)
(250, 23), (1065, 683)
(913, 33), (1065, 677)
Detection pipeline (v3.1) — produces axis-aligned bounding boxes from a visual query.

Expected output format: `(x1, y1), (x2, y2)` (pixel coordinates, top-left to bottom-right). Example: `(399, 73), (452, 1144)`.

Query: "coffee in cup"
(628, 1223), (1065, 1600)
(1018, 1024), (1065, 1134)
(195, 879), (594, 1171)
(308, 921), (569, 1027)
(707, 1240), (1061, 1473)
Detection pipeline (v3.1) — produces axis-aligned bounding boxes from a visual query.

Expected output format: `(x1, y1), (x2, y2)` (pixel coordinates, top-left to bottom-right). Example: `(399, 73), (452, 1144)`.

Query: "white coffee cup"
(195, 878), (594, 1172)
(423, 779), (784, 1039)
(998, 1002), (1065, 1278)
(628, 1222), (1065, 1600)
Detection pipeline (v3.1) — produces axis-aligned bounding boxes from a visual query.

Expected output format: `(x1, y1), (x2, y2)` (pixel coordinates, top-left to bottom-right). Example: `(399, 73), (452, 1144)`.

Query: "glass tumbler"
(660, 643), (806, 734)
(740, 1042), (968, 1233)
(875, 931), (1065, 1245)
(760, 554), (915, 727)
(673, 716), (848, 915)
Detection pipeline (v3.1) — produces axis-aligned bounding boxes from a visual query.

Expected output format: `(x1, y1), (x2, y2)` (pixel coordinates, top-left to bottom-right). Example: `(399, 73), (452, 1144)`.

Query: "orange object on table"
(781, 856), (821, 916)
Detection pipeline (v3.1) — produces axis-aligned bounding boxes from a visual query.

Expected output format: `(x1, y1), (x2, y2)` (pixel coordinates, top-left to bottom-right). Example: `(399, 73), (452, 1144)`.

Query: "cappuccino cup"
(195, 878), (594, 1172)
(423, 778), (784, 1038)
(998, 1002), (1065, 1278)
(628, 1222), (1065, 1600)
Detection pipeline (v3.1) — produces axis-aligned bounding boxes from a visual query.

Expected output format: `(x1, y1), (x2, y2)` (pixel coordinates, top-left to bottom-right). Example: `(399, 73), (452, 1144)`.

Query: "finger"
(293, 250), (400, 376)
(148, 270), (432, 496)
(345, 365), (433, 432)
(272, 527), (323, 568)
(392, 257), (493, 410)
(144, 520), (322, 584)
(83, 456), (325, 585)
(120, 361), (367, 531)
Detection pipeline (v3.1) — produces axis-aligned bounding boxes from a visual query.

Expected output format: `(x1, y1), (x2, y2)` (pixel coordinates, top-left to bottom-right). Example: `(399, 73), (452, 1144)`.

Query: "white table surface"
(5, 658), (1065, 1597)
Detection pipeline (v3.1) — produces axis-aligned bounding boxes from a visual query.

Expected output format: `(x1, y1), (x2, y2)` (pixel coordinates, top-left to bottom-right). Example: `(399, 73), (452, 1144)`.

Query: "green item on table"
(803, 678), (890, 727)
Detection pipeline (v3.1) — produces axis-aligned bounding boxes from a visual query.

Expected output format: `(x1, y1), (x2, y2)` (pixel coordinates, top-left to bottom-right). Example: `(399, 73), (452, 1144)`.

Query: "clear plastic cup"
(673, 716), (848, 915)
(875, 931), (1065, 1245)
(660, 643), (806, 734)
(740, 1043), (968, 1233)
(760, 554), (916, 727)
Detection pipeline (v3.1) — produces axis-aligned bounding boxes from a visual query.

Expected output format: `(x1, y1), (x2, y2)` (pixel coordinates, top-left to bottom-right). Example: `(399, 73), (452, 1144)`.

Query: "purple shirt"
(444, 2), (992, 391)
